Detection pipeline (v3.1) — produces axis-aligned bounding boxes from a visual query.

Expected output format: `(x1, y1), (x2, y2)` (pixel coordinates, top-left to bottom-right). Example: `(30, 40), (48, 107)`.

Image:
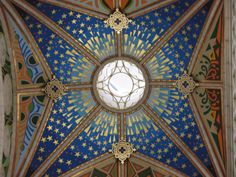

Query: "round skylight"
(95, 59), (146, 111)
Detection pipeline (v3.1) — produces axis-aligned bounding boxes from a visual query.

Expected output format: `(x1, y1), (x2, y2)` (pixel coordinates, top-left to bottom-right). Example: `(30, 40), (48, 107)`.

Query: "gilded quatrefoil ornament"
(44, 76), (65, 101)
(110, 138), (136, 164)
(105, 9), (131, 33)
(176, 73), (198, 96)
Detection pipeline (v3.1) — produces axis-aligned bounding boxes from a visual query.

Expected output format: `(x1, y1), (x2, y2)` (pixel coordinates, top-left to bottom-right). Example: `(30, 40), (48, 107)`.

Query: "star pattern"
(148, 87), (216, 174)
(26, 90), (96, 176)
(43, 111), (118, 176)
(126, 108), (201, 177)
(16, 6), (95, 84)
(26, 0), (116, 61)
(146, 0), (213, 80)
(123, 0), (197, 59)
(7, 0), (223, 176)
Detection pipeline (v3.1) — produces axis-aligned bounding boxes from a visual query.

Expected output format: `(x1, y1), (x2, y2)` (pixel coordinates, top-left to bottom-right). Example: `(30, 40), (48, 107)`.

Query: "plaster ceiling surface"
(0, 0), (225, 177)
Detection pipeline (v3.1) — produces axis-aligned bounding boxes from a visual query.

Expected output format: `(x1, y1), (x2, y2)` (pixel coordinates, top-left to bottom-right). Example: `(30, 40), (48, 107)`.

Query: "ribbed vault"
(0, 0), (231, 177)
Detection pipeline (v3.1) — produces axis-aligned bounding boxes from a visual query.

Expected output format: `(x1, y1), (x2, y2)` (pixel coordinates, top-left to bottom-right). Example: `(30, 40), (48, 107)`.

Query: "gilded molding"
(175, 73), (198, 96)
(110, 138), (136, 164)
(44, 77), (65, 101)
(105, 9), (131, 34)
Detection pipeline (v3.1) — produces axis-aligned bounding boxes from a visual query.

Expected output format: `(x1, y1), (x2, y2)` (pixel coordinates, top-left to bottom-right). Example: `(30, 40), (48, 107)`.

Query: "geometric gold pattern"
(105, 9), (131, 33)
(44, 76), (65, 101)
(175, 73), (198, 96)
(110, 138), (136, 164)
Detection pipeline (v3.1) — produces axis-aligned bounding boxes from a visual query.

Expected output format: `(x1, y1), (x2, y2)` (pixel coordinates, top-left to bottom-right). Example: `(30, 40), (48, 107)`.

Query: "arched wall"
(0, 11), (14, 177)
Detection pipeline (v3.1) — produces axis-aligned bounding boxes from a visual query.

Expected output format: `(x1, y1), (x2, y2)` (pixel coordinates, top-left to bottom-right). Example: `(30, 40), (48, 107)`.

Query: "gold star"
(83, 155), (88, 159)
(52, 10), (56, 14)
(58, 158), (64, 164)
(47, 136), (52, 141)
(38, 156), (43, 162)
(62, 14), (67, 18)
(47, 125), (53, 131)
(69, 11), (73, 16)
(39, 147), (45, 153)
(56, 168), (62, 174)
(38, 38), (43, 43)
(58, 20), (63, 25)
(181, 164), (187, 169)
(37, 156), (43, 162)
(66, 160), (72, 165)
(53, 140), (59, 145)
(75, 152), (80, 157)
(60, 133), (65, 137)
(41, 137), (47, 143)
(56, 120), (60, 124)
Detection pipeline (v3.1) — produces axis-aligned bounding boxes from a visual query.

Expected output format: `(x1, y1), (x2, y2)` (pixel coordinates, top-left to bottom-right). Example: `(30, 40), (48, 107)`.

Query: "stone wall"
(0, 20), (13, 177)
(233, 0), (236, 175)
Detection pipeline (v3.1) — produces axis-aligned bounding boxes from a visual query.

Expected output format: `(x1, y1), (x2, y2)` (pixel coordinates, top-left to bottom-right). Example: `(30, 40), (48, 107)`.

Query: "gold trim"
(142, 104), (213, 177)
(188, 0), (222, 76)
(110, 138), (136, 164)
(105, 9), (131, 34)
(39, 0), (110, 19)
(31, 105), (102, 176)
(139, 0), (208, 65)
(11, 0), (101, 66)
(17, 99), (54, 177)
(189, 94), (225, 177)
(115, 32), (123, 57)
(149, 80), (176, 88)
(44, 76), (65, 101)
(132, 153), (188, 177)
(1, 0), (53, 80)
(126, 0), (177, 18)
(63, 154), (115, 177)
(175, 73), (198, 96)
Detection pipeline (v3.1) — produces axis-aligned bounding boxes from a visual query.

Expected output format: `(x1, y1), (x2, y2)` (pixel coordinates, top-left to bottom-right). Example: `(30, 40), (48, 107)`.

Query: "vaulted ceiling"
(0, 0), (225, 177)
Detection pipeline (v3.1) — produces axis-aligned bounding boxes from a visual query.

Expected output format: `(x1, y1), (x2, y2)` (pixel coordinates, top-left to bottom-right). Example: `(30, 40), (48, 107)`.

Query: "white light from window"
(96, 60), (146, 110)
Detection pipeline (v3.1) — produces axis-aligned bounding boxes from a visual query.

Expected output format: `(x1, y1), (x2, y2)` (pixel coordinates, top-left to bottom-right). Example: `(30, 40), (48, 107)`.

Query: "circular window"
(94, 59), (148, 112)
